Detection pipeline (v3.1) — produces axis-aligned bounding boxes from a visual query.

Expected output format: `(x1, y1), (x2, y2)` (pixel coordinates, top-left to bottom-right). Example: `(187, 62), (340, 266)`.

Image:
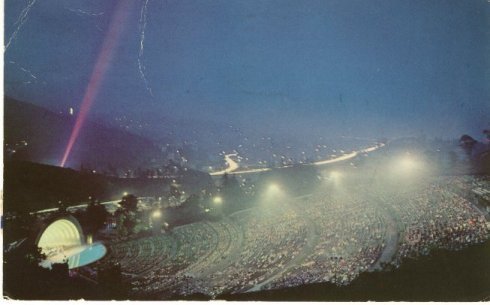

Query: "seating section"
(100, 175), (489, 298)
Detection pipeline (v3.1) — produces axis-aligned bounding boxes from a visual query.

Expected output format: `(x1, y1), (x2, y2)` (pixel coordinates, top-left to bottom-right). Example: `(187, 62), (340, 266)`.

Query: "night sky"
(4, 0), (490, 140)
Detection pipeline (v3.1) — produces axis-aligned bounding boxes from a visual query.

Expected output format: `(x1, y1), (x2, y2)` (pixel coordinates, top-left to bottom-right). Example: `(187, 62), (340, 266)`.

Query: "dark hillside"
(4, 160), (214, 214)
(4, 161), (109, 213)
(4, 97), (167, 172)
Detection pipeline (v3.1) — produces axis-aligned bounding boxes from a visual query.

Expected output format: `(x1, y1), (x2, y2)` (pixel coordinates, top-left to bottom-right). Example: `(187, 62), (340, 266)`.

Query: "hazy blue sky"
(5, 0), (490, 140)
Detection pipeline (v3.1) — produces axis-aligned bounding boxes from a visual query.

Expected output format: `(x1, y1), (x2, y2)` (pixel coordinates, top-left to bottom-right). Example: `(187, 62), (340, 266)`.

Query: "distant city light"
(123, 192), (128, 196)
(69, 107), (74, 115)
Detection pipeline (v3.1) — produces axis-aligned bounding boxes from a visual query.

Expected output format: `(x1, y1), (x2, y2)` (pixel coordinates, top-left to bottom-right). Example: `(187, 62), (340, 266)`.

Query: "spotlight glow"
(60, 1), (132, 167)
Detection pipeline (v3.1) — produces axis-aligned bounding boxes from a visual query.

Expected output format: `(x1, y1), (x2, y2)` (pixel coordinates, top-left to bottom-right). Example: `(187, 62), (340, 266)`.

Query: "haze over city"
(5, 0), (489, 148)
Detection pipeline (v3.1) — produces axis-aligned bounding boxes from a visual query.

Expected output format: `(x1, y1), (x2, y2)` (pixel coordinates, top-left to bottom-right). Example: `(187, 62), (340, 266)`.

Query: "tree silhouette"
(84, 198), (109, 236)
(97, 262), (130, 299)
(119, 194), (138, 212)
(459, 135), (477, 158)
(3, 243), (71, 299)
(220, 173), (247, 213)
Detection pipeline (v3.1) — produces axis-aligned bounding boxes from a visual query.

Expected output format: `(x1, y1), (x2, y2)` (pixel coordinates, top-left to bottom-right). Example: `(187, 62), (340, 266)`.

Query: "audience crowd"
(100, 175), (489, 298)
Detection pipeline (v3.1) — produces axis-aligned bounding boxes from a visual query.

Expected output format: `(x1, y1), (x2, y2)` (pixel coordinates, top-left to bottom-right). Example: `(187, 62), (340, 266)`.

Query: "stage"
(40, 242), (107, 269)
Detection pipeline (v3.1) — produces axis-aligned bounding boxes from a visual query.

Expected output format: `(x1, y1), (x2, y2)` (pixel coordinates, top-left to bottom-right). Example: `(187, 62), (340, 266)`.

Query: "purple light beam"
(60, 0), (132, 168)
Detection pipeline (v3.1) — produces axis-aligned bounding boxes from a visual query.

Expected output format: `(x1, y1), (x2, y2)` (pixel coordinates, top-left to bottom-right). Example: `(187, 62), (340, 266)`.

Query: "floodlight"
(213, 196), (223, 205)
(268, 183), (280, 192)
(330, 171), (341, 179)
(399, 156), (417, 171)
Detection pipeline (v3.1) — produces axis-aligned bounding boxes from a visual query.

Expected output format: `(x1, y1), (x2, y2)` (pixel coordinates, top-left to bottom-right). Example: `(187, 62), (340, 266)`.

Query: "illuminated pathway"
(313, 144), (381, 165)
(210, 143), (385, 176)
(209, 154), (239, 176)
